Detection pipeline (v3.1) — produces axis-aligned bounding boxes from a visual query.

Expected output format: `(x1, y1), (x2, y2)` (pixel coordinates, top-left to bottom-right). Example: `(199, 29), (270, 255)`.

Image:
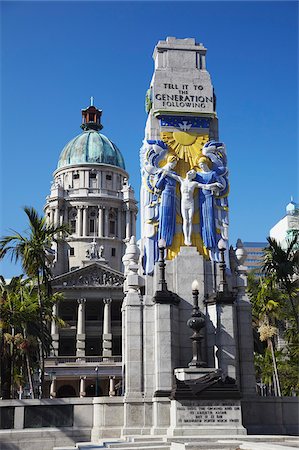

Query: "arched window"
(88, 207), (98, 235)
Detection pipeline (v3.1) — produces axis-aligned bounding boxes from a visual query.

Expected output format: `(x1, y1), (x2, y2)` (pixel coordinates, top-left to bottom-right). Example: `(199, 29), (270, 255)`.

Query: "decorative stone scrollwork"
(61, 267), (124, 287)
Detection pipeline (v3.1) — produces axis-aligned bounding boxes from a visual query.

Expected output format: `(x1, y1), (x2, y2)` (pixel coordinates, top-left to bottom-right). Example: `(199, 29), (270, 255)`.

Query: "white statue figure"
(165, 169), (223, 246)
(86, 238), (101, 260)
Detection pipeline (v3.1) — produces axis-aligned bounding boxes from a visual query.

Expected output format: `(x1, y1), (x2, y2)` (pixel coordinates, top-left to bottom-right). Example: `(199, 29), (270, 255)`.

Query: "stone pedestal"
(167, 399), (246, 436)
(175, 367), (219, 381)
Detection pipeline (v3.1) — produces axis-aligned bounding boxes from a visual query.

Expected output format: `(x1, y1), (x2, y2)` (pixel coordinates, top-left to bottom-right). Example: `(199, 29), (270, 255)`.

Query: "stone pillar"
(117, 208), (122, 238)
(76, 298), (86, 357)
(50, 208), (55, 223)
(78, 206), (83, 236)
(215, 300), (238, 380)
(102, 298), (112, 358)
(104, 208), (109, 237)
(50, 303), (59, 356)
(82, 207), (88, 237)
(125, 208), (130, 241)
(50, 377), (57, 398)
(109, 376), (115, 396)
(122, 237), (145, 435)
(80, 376), (86, 397)
(54, 207), (59, 225)
(231, 240), (256, 396)
(132, 212), (136, 237)
(98, 206), (103, 237)
(235, 265), (256, 396)
(152, 242), (180, 398)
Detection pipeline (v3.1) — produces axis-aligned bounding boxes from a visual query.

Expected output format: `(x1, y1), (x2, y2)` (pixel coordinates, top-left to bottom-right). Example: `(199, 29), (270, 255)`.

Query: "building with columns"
(44, 101), (137, 398)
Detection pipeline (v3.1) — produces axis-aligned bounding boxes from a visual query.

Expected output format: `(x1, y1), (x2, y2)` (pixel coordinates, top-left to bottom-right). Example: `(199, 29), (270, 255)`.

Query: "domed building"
(44, 101), (137, 398)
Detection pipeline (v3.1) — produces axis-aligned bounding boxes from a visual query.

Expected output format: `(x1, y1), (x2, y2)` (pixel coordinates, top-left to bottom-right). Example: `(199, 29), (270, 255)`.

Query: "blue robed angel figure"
(155, 155), (178, 247)
(140, 139), (169, 274)
(194, 156), (225, 251)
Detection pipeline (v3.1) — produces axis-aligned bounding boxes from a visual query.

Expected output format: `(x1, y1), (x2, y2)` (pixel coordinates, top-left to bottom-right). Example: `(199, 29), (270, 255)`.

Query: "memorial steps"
(53, 435), (299, 450)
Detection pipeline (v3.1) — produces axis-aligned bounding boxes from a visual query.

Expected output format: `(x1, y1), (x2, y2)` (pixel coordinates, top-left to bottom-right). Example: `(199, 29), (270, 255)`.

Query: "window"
(109, 209), (116, 236)
(88, 208), (97, 234)
(90, 172), (97, 179)
(89, 114), (94, 122)
(69, 247), (75, 256)
(106, 174), (112, 181)
(109, 220), (115, 235)
(73, 173), (79, 179)
(89, 219), (95, 234)
(111, 247), (116, 257)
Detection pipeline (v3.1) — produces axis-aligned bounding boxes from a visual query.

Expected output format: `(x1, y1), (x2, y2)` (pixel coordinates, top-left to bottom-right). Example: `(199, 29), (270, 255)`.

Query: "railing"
(45, 355), (122, 365)
(66, 188), (122, 198)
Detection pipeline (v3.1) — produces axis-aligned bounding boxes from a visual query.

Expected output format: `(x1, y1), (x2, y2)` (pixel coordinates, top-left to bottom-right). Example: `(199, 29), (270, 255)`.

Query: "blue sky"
(1, 1), (298, 278)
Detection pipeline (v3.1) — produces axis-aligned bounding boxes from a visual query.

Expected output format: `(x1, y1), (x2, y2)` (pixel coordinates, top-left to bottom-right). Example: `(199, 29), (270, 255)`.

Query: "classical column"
(77, 206), (83, 236)
(59, 209), (64, 226)
(125, 208), (130, 241)
(104, 208), (109, 237)
(109, 376), (115, 396)
(54, 207), (59, 226)
(102, 298), (112, 358)
(82, 207), (88, 237)
(98, 206), (103, 237)
(132, 211), (136, 237)
(50, 208), (55, 224)
(80, 377), (86, 398)
(50, 377), (57, 398)
(117, 208), (122, 238)
(50, 303), (59, 356)
(76, 298), (86, 357)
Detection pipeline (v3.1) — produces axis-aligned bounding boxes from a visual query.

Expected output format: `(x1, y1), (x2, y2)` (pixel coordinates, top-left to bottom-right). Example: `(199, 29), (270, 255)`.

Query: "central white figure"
(165, 170), (201, 246)
(166, 169), (222, 246)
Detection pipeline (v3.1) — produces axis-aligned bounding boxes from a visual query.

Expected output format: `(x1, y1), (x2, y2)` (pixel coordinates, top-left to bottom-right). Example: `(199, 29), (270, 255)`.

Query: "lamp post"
(158, 238), (167, 291)
(187, 280), (206, 367)
(218, 238), (228, 294)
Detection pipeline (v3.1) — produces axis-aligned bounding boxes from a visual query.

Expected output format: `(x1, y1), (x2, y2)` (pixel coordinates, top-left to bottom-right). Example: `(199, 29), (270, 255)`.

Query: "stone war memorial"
(120, 36), (252, 439)
(1, 37), (298, 450)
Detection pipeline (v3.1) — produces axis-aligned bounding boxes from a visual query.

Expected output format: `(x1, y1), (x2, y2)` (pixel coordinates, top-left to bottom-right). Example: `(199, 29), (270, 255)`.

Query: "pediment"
(52, 262), (124, 289)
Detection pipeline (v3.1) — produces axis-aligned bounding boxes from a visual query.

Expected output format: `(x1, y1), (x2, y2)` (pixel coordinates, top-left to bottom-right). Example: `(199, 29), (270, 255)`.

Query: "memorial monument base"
(167, 399), (246, 436)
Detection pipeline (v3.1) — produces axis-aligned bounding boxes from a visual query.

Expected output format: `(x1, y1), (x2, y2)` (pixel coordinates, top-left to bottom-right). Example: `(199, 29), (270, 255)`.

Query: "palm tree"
(0, 275), (64, 398)
(249, 276), (283, 396)
(0, 206), (69, 397)
(262, 235), (299, 331)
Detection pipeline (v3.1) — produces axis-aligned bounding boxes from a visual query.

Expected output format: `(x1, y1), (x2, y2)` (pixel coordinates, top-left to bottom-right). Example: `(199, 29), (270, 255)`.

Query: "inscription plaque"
(177, 401), (241, 425)
(153, 79), (214, 114)
(168, 400), (246, 435)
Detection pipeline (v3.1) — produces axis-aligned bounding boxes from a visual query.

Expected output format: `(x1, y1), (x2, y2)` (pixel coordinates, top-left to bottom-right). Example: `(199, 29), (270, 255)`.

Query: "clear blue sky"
(1, 1), (298, 278)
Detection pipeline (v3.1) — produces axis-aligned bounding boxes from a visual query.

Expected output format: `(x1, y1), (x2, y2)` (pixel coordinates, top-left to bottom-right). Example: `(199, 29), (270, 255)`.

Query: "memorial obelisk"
(121, 37), (256, 436)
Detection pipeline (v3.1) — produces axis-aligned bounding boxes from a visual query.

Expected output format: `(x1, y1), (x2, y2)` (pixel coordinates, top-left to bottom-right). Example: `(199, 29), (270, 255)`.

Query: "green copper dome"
(57, 129), (125, 170)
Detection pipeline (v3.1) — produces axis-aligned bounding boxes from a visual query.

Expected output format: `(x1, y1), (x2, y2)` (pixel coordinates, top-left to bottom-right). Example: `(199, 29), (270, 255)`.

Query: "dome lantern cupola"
(57, 100), (125, 170)
(81, 97), (103, 131)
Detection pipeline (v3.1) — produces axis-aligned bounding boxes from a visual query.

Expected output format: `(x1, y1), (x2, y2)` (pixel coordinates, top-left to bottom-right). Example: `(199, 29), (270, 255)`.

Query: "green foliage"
(255, 348), (299, 396)
(0, 207), (69, 398)
(248, 236), (299, 397)
(0, 275), (64, 398)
